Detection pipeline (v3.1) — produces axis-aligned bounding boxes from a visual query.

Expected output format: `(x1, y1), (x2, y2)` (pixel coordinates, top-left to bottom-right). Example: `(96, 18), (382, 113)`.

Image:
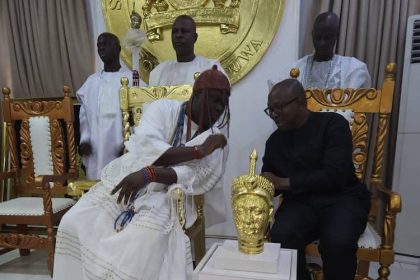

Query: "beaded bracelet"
(141, 166), (156, 183)
(114, 166), (156, 232)
(145, 166), (156, 182)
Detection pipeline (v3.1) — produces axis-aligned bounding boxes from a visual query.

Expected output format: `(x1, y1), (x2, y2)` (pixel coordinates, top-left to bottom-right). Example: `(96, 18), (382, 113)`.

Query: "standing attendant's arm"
(77, 91), (92, 156)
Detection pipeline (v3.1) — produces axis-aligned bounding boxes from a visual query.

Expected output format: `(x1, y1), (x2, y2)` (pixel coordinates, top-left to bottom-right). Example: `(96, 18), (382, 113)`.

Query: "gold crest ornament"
(231, 150), (274, 254)
(101, 0), (285, 84)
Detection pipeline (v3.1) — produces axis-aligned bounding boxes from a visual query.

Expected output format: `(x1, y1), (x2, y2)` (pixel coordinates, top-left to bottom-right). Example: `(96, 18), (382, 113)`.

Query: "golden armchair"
(0, 86), (78, 273)
(290, 64), (401, 280)
(119, 78), (207, 263)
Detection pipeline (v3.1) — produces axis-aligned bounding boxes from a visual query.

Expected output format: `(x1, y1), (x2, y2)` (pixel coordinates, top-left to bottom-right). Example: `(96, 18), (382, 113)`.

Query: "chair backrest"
(1, 86), (77, 196)
(290, 64), (396, 226)
(290, 63), (396, 185)
(119, 77), (193, 142)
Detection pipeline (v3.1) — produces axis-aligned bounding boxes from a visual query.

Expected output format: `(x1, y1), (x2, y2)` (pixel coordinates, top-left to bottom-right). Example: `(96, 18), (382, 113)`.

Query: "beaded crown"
(231, 150), (274, 204)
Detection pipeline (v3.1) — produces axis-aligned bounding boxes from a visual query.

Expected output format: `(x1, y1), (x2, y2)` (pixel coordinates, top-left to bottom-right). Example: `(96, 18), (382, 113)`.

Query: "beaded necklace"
(114, 102), (188, 232)
(304, 55), (337, 88)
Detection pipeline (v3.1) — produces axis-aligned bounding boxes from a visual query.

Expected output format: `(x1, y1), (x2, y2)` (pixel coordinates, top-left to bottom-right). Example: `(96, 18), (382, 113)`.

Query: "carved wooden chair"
(289, 63), (402, 280)
(0, 86), (78, 273)
(119, 77), (207, 263)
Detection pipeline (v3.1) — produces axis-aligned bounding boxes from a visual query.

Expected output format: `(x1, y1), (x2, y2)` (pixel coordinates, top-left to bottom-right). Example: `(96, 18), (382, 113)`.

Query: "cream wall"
(87, 0), (300, 238)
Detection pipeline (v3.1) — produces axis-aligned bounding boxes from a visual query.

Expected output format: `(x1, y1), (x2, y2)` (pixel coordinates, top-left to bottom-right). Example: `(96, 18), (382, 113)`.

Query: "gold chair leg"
(307, 263), (324, 280)
(193, 223), (206, 264)
(378, 263), (390, 280)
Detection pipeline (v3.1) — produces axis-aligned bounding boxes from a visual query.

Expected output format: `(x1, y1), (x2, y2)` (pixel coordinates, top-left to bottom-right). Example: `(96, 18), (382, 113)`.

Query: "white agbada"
(294, 54), (371, 88)
(53, 99), (228, 280)
(147, 55), (228, 227)
(77, 67), (132, 180)
(149, 56), (225, 86)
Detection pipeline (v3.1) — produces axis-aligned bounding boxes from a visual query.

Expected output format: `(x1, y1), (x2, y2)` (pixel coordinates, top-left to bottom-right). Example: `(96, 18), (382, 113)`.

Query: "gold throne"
(119, 78), (207, 263)
(290, 63), (402, 280)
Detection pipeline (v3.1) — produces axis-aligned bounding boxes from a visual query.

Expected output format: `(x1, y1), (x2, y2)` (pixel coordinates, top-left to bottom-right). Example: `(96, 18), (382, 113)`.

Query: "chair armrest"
(370, 182), (402, 249)
(67, 179), (99, 199)
(34, 173), (78, 218)
(34, 173), (79, 190)
(371, 182), (402, 215)
(0, 171), (18, 181)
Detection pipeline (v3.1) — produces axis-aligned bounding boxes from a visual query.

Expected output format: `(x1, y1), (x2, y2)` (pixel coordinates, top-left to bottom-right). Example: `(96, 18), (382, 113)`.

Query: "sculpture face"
(232, 189), (273, 254)
(233, 195), (269, 237)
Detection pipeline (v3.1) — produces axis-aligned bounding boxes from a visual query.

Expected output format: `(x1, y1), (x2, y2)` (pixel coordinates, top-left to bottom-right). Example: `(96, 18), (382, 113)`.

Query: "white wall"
(88, 0), (300, 238)
(208, 0), (300, 237)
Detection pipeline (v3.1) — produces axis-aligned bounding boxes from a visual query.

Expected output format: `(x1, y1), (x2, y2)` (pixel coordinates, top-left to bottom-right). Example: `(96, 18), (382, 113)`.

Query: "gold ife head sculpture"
(231, 149), (274, 254)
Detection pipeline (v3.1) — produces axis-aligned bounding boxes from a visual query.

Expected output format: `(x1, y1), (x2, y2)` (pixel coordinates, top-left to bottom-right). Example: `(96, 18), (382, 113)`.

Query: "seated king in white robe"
(53, 66), (231, 280)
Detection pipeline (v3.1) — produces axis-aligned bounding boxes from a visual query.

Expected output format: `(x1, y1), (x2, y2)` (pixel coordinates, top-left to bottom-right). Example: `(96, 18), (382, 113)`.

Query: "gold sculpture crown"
(231, 150), (274, 203)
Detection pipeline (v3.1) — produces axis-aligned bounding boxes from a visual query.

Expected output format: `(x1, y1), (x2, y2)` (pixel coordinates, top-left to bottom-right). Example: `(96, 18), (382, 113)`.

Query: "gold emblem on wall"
(101, 0), (285, 84)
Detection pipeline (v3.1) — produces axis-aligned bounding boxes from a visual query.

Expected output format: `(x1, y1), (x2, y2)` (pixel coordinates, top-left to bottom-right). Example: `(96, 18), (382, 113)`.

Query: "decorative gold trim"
(306, 88), (379, 110)
(352, 113), (369, 181)
(66, 121), (77, 175)
(20, 120), (35, 188)
(12, 101), (63, 116)
(371, 114), (388, 185)
(0, 233), (48, 249)
(50, 120), (65, 188)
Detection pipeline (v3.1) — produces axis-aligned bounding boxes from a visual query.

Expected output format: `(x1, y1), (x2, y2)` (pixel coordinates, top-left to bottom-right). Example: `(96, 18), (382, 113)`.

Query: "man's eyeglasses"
(264, 97), (299, 117)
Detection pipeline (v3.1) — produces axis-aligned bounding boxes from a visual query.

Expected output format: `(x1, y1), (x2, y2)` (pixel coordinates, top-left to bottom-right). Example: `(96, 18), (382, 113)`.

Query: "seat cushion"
(0, 197), (75, 216)
(358, 223), (381, 249)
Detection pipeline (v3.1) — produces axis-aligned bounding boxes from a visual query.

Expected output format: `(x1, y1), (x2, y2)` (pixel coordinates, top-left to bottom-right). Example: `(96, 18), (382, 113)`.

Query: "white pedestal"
(193, 242), (297, 280)
(213, 240), (280, 273)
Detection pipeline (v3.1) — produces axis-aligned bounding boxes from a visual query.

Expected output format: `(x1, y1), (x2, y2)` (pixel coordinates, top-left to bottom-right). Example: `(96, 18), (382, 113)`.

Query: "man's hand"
(79, 142), (92, 156)
(200, 134), (227, 157)
(261, 172), (290, 191)
(111, 171), (148, 204)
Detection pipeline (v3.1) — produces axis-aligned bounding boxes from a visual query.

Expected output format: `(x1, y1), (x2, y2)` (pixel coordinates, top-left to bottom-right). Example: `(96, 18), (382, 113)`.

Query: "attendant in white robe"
(53, 66), (231, 280)
(269, 12), (371, 90)
(78, 33), (132, 180)
(298, 12), (370, 89)
(149, 15), (226, 86)
(294, 54), (371, 88)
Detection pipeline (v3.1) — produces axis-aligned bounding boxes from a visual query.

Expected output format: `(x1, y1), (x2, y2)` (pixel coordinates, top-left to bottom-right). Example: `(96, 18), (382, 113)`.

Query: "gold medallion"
(101, 0), (285, 84)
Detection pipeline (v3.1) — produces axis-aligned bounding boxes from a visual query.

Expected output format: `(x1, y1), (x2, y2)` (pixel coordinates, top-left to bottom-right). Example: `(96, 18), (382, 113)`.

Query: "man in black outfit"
(261, 79), (370, 280)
